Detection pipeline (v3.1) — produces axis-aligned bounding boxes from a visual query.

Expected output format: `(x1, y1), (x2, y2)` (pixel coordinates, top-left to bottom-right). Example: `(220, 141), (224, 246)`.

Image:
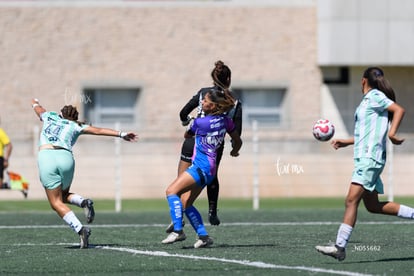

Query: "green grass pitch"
(1, 197), (414, 275)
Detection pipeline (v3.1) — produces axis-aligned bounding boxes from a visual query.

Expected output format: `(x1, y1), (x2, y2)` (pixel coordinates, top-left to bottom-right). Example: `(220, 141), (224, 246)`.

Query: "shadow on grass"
(347, 256), (414, 264)
(65, 243), (123, 249)
(181, 243), (277, 250)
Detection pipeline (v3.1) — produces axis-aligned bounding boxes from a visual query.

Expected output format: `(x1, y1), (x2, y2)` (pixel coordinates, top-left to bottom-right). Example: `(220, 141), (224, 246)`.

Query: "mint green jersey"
(354, 89), (393, 164)
(39, 111), (88, 151)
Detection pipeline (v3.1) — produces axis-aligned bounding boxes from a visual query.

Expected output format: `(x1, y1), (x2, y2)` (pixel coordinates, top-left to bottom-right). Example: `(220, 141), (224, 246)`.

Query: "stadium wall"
(1, 1), (414, 201)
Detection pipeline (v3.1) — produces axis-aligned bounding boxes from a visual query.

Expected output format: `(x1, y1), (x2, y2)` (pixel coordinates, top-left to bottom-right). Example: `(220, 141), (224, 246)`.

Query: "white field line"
(4, 219), (408, 276)
(97, 245), (374, 276)
(8, 242), (374, 276)
(0, 220), (413, 229)
(2, 221), (405, 275)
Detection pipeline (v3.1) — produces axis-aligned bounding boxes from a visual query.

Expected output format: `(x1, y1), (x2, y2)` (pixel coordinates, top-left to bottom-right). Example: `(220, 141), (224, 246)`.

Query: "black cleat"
(82, 199), (95, 224)
(78, 227), (91, 249)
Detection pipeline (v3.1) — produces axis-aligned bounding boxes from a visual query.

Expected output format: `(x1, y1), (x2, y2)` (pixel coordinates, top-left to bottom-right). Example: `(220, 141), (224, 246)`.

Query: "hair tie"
(374, 69), (383, 78)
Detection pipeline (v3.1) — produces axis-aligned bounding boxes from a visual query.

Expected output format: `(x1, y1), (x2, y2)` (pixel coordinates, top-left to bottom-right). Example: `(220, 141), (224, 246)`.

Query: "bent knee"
(364, 203), (382, 214)
(165, 190), (171, 197)
(165, 186), (176, 196)
(344, 198), (359, 208)
(48, 202), (58, 211)
(366, 208), (381, 214)
(48, 198), (62, 210)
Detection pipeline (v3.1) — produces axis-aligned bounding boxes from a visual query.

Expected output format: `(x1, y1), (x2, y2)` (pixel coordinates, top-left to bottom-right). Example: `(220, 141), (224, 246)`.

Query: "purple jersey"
(187, 114), (235, 186)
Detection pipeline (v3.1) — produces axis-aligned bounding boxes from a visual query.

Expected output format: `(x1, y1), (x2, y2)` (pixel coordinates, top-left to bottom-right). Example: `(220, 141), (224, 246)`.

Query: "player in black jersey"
(166, 60), (242, 231)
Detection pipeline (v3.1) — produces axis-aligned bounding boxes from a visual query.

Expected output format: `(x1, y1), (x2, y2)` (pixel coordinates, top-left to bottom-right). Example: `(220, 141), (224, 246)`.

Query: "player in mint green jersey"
(316, 67), (414, 261)
(31, 98), (137, 248)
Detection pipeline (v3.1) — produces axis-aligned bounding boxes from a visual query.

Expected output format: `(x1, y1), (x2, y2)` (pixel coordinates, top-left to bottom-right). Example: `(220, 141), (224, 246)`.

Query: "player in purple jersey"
(162, 89), (242, 248)
(175, 60), (242, 227)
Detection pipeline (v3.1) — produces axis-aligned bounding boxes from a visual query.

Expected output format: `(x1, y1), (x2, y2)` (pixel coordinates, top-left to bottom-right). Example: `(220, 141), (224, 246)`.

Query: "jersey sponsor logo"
(203, 128), (226, 147)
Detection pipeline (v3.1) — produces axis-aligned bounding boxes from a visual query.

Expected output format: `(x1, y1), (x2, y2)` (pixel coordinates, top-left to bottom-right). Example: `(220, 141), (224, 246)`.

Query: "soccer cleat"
(82, 199), (95, 224)
(208, 210), (220, 226)
(315, 244), (346, 261)
(165, 220), (185, 234)
(78, 227), (91, 249)
(194, 235), (213, 248)
(162, 231), (186, 244)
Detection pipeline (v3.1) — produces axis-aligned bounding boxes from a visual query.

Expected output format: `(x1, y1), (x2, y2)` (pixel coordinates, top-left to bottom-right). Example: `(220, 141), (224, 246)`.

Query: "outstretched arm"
(82, 126), (138, 142)
(179, 92), (200, 126)
(331, 138), (354, 150)
(228, 130), (242, 157)
(232, 101), (243, 136)
(31, 98), (46, 119)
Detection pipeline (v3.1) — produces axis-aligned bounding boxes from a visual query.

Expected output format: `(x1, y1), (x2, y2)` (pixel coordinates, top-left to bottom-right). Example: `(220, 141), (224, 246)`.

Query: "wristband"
(32, 103), (39, 108)
(119, 131), (127, 138)
(182, 116), (194, 126)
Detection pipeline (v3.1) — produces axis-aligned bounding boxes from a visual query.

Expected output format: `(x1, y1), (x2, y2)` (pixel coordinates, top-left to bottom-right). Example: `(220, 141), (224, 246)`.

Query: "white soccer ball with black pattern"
(312, 119), (335, 142)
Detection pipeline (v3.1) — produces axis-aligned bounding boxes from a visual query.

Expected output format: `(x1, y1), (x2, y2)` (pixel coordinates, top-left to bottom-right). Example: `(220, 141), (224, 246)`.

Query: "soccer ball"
(312, 119), (335, 141)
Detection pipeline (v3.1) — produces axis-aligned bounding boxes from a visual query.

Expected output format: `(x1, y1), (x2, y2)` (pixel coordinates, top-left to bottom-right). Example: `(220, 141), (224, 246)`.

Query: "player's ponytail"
(211, 60), (231, 90)
(363, 67), (396, 121)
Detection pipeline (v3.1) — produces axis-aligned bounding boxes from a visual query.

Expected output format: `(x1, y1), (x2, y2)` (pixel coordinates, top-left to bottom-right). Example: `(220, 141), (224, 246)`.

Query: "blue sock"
(167, 194), (183, 232)
(184, 205), (208, 236)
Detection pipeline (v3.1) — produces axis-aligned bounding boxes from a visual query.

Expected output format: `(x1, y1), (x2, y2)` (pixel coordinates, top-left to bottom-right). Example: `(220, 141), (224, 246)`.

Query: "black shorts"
(0, 157), (4, 179)
(180, 137), (195, 163)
